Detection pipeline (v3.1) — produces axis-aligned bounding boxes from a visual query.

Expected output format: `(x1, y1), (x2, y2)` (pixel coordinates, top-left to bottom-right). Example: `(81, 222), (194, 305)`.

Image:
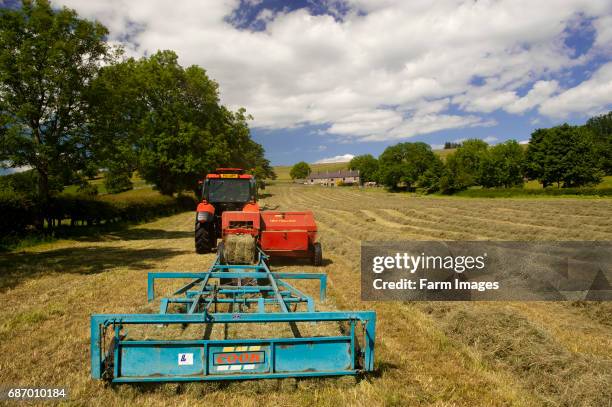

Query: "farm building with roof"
(305, 170), (360, 186)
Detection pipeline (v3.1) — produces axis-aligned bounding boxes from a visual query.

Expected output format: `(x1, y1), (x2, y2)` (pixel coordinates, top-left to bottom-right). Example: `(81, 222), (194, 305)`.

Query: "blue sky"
(237, 1), (611, 164)
(247, 0), (611, 164)
(6, 0), (612, 166)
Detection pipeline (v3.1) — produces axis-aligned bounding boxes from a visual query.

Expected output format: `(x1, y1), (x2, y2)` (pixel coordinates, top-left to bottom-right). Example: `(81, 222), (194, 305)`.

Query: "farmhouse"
(306, 170), (360, 186)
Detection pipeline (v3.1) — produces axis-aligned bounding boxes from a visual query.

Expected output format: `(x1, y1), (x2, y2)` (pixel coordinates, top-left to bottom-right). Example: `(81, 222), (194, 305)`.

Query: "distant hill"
(435, 148), (456, 160)
(273, 162), (349, 181)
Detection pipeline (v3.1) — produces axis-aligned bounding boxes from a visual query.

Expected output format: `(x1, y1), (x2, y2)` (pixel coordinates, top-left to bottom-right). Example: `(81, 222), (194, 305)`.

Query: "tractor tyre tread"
(195, 222), (213, 254)
(313, 242), (323, 266)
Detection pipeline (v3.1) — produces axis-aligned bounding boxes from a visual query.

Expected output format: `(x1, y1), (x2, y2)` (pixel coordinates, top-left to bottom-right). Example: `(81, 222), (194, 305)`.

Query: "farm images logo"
(361, 241), (612, 301)
(371, 252), (496, 292)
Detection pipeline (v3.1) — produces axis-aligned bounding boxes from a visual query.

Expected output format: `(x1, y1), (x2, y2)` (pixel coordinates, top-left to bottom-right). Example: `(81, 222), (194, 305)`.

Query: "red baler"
(221, 210), (322, 266)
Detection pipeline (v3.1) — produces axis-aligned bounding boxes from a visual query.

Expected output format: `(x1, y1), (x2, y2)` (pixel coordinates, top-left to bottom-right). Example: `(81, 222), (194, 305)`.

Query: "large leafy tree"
(133, 52), (229, 195)
(439, 153), (472, 193)
(378, 142), (438, 190)
(290, 161), (311, 179)
(89, 50), (271, 195)
(349, 154), (379, 183)
(417, 154), (444, 193)
(526, 124), (602, 187)
(585, 111), (612, 175)
(479, 140), (525, 188)
(86, 57), (141, 192)
(0, 0), (111, 202)
(438, 139), (488, 193)
(453, 139), (489, 185)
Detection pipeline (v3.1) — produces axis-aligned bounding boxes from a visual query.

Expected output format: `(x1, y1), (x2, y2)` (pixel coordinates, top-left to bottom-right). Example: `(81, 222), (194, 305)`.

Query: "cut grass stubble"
(0, 184), (611, 406)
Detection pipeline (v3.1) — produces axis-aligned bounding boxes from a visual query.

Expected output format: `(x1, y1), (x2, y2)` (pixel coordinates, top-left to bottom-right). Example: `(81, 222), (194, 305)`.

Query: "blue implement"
(90, 250), (376, 383)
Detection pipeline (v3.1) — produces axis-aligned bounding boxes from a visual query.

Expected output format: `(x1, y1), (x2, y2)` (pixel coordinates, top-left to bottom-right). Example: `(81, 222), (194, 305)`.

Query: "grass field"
(523, 175), (612, 190)
(63, 173), (152, 195)
(274, 162), (349, 181)
(0, 184), (611, 406)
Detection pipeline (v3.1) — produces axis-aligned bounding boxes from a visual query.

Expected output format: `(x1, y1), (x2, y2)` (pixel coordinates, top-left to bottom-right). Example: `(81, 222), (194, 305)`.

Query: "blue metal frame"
(90, 250), (376, 383)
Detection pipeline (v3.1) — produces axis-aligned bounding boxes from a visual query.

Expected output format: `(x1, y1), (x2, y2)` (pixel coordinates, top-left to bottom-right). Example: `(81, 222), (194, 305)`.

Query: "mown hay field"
(0, 183), (611, 406)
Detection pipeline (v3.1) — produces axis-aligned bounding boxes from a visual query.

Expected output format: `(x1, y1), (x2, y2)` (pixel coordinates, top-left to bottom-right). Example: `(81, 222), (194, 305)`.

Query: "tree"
(104, 168), (133, 194)
(132, 51), (229, 195)
(248, 163), (276, 191)
(526, 124), (602, 188)
(0, 169), (40, 195)
(88, 50), (271, 195)
(443, 141), (462, 149)
(479, 140), (525, 188)
(438, 139), (488, 193)
(290, 161), (311, 179)
(417, 154), (444, 193)
(0, 0), (111, 205)
(454, 139), (489, 185)
(586, 111), (612, 175)
(377, 142), (438, 190)
(86, 57), (140, 185)
(348, 154), (378, 183)
(439, 153), (472, 193)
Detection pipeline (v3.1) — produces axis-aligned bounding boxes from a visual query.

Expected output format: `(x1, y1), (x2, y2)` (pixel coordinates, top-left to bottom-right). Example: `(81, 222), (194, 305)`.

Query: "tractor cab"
(201, 168), (257, 210)
(195, 168), (259, 253)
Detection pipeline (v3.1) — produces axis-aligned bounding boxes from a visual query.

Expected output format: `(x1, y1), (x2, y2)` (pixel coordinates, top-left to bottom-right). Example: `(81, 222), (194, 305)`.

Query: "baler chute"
(90, 250), (376, 383)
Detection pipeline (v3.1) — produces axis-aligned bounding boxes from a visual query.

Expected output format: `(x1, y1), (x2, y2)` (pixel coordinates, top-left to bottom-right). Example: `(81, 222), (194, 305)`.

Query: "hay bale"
(223, 234), (256, 264)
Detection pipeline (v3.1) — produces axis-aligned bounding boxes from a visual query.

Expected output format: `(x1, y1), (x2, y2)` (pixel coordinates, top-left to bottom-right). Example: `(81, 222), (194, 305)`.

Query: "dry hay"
(569, 300), (612, 327)
(439, 306), (612, 406)
(223, 234), (256, 264)
(1, 184), (611, 406)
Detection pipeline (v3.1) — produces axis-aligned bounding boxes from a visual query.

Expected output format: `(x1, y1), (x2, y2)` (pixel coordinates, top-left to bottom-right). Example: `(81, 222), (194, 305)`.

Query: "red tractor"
(195, 168), (259, 253)
(195, 168), (323, 266)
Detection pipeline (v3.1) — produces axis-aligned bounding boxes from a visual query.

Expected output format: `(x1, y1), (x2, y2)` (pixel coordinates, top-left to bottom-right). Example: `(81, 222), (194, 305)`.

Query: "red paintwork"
(222, 211), (260, 236)
(242, 202), (260, 212)
(196, 202), (215, 215)
(220, 210), (318, 258)
(260, 211), (318, 256)
(206, 173), (252, 179)
(260, 231), (310, 251)
(260, 211), (317, 232)
(205, 168), (252, 179)
(218, 202), (319, 259)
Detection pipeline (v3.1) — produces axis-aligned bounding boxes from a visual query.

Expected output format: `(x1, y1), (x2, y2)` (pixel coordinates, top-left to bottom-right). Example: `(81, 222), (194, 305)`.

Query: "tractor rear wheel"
(312, 242), (323, 266)
(195, 222), (214, 254)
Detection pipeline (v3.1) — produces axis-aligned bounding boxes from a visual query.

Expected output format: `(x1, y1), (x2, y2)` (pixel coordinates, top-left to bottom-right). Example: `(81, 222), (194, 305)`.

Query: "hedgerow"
(0, 190), (196, 236)
(454, 187), (612, 198)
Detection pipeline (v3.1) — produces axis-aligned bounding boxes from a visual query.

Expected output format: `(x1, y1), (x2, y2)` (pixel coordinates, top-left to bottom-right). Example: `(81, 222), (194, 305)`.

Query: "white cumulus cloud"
(539, 62), (612, 118)
(505, 81), (560, 114)
(314, 154), (355, 163)
(52, 0), (612, 140)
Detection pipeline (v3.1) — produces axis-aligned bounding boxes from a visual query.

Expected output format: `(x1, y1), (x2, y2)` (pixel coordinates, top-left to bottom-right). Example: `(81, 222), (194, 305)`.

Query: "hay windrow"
(439, 306), (612, 406)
